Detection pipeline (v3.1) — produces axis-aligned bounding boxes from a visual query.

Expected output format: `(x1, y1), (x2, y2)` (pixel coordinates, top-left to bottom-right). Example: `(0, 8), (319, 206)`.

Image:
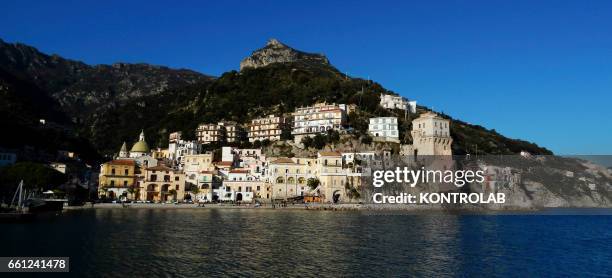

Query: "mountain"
(240, 39), (330, 70)
(0, 38), (552, 158)
(0, 38), (212, 120)
(0, 67), (99, 161)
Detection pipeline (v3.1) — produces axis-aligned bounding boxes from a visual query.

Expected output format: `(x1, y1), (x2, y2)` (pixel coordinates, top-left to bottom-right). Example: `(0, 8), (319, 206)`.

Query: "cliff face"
(240, 39), (330, 70)
(0, 38), (211, 119)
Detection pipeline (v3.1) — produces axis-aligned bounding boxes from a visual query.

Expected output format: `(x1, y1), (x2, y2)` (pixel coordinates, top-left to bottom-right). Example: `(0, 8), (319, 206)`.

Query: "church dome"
(130, 140), (150, 153)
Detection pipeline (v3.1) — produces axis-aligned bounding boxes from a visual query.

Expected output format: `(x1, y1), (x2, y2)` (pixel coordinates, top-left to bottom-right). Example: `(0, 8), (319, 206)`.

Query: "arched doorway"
(332, 190), (341, 204)
(236, 193), (243, 202)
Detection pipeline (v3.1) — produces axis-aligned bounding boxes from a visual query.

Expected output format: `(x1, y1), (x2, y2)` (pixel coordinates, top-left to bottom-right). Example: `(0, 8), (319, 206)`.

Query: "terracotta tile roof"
(145, 165), (174, 171)
(270, 157), (295, 164)
(229, 169), (250, 174)
(215, 161), (233, 166)
(318, 151), (342, 157)
(200, 170), (216, 174)
(108, 159), (135, 166)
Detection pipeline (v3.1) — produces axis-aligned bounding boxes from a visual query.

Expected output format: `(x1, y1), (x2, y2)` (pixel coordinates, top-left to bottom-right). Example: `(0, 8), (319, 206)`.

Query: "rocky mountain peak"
(240, 39), (329, 70)
(266, 38), (284, 47)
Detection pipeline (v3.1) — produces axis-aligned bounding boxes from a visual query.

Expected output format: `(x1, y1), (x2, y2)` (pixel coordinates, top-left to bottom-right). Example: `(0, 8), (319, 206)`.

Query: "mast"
(9, 180), (24, 209)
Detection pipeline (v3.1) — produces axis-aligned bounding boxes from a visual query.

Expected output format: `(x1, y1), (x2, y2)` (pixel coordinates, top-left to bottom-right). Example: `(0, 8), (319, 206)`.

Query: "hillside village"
(2, 38), (607, 208)
(98, 94), (453, 204)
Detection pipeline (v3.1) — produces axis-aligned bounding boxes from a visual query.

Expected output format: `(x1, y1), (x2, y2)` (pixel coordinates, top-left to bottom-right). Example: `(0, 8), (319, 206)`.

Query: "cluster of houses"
(193, 93), (417, 145)
(97, 94), (454, 203)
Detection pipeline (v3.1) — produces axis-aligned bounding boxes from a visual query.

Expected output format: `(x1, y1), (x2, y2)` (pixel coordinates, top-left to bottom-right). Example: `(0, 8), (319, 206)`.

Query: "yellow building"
(152, 148), (170, 160)
(140, 165), (187, 202)
(317, 151), (347, 203)
(98, 159), (137, 199)
(267, 157), (318, 200)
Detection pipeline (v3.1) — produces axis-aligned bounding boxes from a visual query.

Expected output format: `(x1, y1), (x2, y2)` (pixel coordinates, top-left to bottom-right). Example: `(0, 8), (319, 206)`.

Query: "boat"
(0, 180), (36, 223)
(25, 190), (66, 213)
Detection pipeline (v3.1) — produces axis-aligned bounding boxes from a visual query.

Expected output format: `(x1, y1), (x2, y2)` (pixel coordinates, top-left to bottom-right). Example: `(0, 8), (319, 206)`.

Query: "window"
(123, 181), (128, 186)
(111, 168), (116, 175)
(257, 186), (261, 191)
(124, 169), (129, 175)
(175, 176), (179, 181)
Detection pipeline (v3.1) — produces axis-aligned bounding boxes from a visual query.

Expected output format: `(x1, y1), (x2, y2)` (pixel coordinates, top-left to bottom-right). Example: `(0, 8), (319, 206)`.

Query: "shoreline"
(63, 203), (611, 213)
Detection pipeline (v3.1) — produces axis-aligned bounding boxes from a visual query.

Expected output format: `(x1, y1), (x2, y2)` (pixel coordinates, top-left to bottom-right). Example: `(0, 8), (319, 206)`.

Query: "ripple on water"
(0, 209), (611, 277)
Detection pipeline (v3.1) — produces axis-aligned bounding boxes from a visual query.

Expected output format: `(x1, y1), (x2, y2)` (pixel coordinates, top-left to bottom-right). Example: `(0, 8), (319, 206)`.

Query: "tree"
(327, 130), (340, 143)
(280, 126), (294, 140)
(312, 134), (327, 149)
(361, 134), (373, 145)
(168, 189), (177, 201)
(127, 187), (138, 200)
(253, 140), (262, 148)
(345, 182), (361, 201)
(307, 178), (320, 190)
(301, 136), (314, 148)
(189, 186), (200, 200)
(0, 162), (67, 200)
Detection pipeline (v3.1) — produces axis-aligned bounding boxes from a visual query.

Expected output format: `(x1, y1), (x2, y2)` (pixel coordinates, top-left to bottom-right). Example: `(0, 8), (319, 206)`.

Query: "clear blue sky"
(2, 0), (611, 155)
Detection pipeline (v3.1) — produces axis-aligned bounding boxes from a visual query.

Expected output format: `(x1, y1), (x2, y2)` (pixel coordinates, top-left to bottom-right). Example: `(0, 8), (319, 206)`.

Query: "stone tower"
(403, 112), (453, 156)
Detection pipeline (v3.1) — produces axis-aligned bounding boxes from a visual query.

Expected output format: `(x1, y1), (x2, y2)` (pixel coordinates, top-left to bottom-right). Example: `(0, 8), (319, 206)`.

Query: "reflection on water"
(1, 209), (611, 277)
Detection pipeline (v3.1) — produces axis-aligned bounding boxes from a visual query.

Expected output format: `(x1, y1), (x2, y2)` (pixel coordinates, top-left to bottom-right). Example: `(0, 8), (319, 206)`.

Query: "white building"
(368, 117), (399, 142)
(341, 152), (376, 165)
(168, 132), (202, 168)
(196, 123), (225, 144)
(380, 93), (417, 113)
(248, 115), (288, 142)
(292, 102), (348, 142)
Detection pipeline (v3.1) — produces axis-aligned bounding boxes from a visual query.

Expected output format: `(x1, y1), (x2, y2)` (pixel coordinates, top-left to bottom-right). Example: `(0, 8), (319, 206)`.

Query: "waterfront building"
(400, 112), (452, 157)
(267, 157), (317, 200)
(317, 151), (347, 203)
(183, 153), (214, 190)
(140, 165), (186, 202)
(222, 169), (265, 202)
(98, 159), (137, 200)
(248, 115), (288, 142)
(193, 170), (218, 202)
(368, 117), (400, 142)
(291, 102), (348, 142)
(380, 93), (417, 113)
